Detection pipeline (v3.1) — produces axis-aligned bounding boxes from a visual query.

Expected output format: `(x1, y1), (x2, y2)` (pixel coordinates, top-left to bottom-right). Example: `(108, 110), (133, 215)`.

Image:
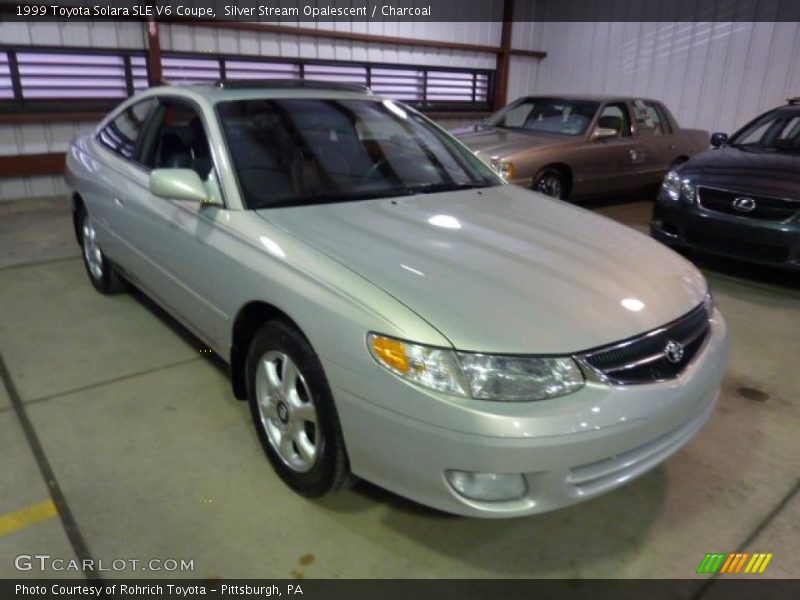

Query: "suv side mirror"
(149, 169), (210, 203)
(592, 127), (619, 141)
(710, 132), (728, 147)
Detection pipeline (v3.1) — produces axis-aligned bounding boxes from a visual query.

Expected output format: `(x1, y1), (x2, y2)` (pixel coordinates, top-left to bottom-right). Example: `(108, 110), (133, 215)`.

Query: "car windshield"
(216, 98), (500, 209)
(486, 97), (600, 136)
(729, 108), (800, 153)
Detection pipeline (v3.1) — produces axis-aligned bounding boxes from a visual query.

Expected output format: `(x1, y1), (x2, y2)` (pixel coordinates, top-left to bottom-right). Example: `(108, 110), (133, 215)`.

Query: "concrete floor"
(0, 196), (798, 581)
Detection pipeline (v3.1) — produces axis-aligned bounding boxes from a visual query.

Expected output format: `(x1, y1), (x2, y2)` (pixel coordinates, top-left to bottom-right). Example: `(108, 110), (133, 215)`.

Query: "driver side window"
(595, 104), (631, 138)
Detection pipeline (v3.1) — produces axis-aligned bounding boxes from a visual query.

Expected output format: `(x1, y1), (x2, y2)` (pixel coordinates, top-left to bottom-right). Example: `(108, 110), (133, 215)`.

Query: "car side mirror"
(710, 132), (728, 147)
(149, 169), (210, 203)
(591, 127), (619, 141)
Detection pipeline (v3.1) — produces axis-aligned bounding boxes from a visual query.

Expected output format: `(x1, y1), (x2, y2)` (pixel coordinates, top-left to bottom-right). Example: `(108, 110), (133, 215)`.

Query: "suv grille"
(578, 304), (711, 384)
(685, 228), (789, 263)
(698, 186), (799, 222)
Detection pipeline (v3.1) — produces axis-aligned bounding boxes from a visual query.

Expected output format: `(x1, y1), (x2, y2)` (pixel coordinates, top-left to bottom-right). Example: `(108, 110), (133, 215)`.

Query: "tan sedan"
(453, 95), (709, 200)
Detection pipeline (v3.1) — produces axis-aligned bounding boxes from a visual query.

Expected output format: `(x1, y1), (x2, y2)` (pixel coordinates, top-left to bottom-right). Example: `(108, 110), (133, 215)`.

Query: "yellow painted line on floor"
(0, 498), (57, 537)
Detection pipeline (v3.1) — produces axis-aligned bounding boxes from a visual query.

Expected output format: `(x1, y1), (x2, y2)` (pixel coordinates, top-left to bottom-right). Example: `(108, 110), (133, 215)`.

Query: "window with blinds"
(0, 47), (493, 112)
(224, 60), (300, 81)
(160, 56), (220, 85)
(0, 52), (13, 100)
(16, 51), (129, 99)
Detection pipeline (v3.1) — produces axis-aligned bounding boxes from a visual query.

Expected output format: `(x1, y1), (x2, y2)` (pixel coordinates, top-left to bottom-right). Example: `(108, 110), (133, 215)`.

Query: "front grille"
(698, 186), (800, 222)
(685, 227), (790, 263)
(578, 303), (710, 384)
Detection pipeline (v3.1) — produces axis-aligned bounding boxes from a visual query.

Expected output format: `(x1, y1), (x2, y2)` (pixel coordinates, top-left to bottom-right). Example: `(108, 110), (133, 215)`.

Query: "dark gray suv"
(651, 98), (800, 270)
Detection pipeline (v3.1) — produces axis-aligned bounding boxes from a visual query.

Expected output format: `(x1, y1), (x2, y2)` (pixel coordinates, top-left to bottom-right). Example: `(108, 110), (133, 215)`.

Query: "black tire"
(78, 207), (126, 295)
(246, 320), (349, 497)
(532, 167), (568, 199)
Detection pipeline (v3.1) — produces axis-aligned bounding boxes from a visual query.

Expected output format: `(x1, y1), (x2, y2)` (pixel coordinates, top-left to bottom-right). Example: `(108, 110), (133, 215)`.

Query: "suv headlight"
(368, 334), (585, 402)
(662, 170), (696, 204)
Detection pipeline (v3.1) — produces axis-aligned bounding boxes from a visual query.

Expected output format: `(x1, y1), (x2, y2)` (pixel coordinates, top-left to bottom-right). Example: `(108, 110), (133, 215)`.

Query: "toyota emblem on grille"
(664, 340), (685, 364)
(732, 196), (756, 212)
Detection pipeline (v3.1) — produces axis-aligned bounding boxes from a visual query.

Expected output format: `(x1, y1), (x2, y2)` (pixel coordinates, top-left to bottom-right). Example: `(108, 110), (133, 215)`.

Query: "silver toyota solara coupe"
(65, 81), (729, 518)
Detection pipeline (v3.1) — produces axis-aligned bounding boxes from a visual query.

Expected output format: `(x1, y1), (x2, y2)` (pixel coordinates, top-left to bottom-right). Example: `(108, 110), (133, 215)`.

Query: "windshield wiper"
(404, 182), (495, 195)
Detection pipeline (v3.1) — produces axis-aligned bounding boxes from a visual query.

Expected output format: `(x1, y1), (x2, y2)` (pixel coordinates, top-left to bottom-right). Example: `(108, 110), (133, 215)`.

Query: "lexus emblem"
(732, 196), (756, 213)
(664, 340), (685, 364)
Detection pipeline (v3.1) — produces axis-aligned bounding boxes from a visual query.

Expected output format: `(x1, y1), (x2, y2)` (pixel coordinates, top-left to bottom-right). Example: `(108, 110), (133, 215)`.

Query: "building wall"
(1, 18), (502, 201)
(0, 21), (146, 201)
(508, 20), (800, 135)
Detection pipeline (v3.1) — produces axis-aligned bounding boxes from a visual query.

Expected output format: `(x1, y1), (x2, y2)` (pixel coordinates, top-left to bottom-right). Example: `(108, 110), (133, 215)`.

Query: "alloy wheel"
(255, 350), (319, 473)
(82, 216), (104, 280)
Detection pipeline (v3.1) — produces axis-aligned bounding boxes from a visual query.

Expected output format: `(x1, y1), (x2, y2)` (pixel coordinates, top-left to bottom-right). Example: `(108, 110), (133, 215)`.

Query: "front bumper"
(325, 309), (729, 518)
(651, 190), (800, 270)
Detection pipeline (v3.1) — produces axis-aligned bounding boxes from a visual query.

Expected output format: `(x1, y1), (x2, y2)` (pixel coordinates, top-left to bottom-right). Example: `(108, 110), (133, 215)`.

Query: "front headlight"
(457, 353), (584, 401)
(368, 334), (468, 397)
(661, 170), (696, 204)
(490, 158), (514, 181)
(368, 334), (585, 402)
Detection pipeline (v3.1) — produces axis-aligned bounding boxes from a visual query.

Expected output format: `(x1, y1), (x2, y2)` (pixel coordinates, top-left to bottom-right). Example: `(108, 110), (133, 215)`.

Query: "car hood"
(453, 127), (576, 159)
(258, 185), (707, 354)
(681, 146), (800, 197)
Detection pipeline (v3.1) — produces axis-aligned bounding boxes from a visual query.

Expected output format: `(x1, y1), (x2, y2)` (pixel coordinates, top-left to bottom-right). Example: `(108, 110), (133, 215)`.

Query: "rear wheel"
(246, 320), (349, 497)
(78, 208), (126, 295)
(532, 168), (567, 199)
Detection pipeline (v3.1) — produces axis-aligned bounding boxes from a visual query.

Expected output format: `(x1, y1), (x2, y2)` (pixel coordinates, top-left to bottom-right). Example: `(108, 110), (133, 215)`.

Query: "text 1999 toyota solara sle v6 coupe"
(65, 81), (729, 518)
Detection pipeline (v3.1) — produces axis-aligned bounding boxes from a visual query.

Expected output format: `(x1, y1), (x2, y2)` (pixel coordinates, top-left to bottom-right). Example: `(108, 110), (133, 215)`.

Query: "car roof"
(142, 81), (377, 105)
(519, 93), (663, 104)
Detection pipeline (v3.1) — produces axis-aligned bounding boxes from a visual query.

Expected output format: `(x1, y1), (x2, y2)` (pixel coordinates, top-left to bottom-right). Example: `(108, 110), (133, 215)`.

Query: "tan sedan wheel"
(533, 169), (567, 199)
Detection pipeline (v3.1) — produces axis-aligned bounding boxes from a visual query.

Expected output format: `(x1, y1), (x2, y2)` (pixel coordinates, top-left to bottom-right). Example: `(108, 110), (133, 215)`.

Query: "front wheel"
(79, 208), (126, 295)
(532, 168), (567, 199)
(246, 321), (349, 497)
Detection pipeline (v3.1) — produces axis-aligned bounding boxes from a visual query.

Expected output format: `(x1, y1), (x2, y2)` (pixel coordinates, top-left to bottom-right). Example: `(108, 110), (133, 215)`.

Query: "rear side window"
(633, 100), (668, 136)
(98, 98), (157, 160)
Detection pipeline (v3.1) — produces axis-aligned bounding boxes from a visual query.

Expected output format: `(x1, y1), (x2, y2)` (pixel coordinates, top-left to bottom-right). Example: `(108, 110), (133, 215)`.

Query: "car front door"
(111, 97), (230, 350)
(573, 102), (643, 196)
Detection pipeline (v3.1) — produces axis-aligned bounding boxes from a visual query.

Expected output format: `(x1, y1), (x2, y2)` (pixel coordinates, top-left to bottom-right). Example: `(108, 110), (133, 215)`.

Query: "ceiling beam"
(193, 21), (545, 59)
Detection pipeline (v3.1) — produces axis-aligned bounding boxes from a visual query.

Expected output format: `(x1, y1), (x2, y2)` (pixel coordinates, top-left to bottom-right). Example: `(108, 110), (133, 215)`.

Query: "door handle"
(114, 197), (124, 207)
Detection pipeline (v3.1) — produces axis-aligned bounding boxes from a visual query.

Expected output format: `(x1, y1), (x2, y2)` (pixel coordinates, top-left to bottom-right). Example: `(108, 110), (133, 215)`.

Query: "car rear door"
(630, 99), (679, 185)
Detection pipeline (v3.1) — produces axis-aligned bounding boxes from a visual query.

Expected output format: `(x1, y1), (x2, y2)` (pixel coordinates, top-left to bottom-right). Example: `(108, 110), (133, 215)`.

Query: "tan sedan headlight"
(368, 334), (584, 401)
(490, 158), (514, 181)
